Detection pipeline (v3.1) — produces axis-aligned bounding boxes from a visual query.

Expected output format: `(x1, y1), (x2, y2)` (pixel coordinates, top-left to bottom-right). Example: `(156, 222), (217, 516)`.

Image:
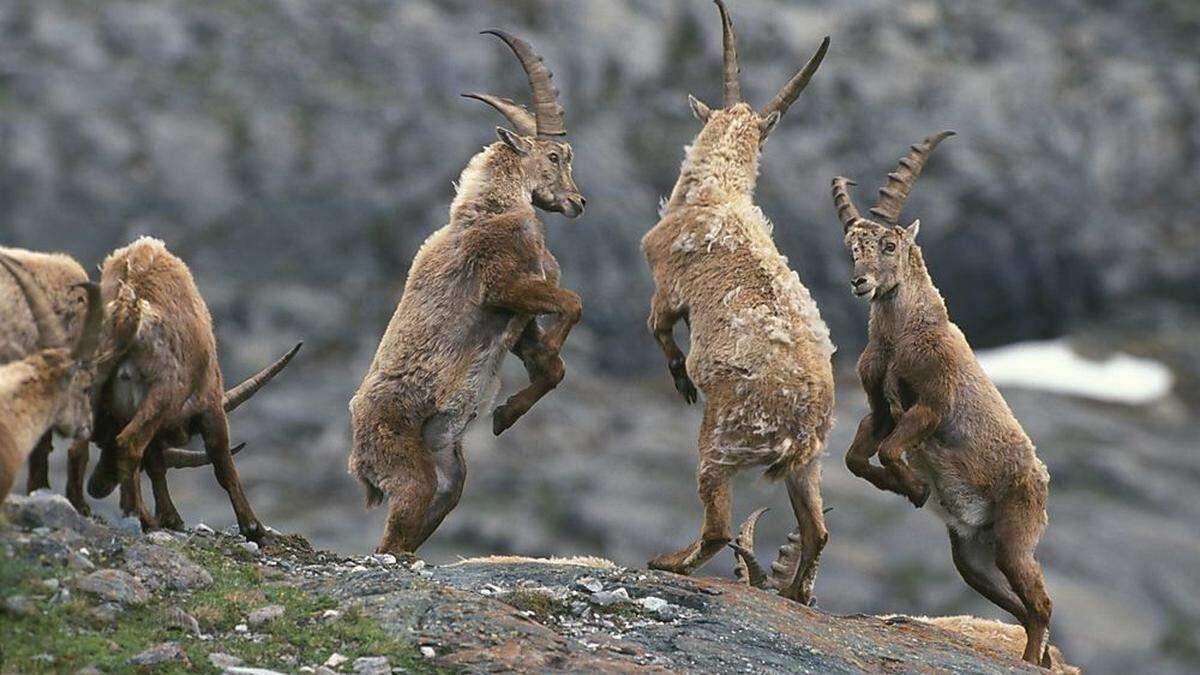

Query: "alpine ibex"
(0, 247), (95, 511)
(0, 254), (102, 504)
(349, 30), (584, 554)
(830, 132), (1055, 665)
(83, 237), (297, 543)
(642, 0), (835, 604)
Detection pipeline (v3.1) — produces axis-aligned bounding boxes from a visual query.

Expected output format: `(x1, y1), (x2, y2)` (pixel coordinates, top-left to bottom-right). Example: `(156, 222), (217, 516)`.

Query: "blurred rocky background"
(1, 0), (1197, 672)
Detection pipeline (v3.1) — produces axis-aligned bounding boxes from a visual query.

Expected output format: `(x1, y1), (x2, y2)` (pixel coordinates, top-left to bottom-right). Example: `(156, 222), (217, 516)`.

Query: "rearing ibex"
(642, 0), (835, 605)
(829, 132), (1056, 666)
(349, 29), (585, 554)
(0, 254), (102, 503)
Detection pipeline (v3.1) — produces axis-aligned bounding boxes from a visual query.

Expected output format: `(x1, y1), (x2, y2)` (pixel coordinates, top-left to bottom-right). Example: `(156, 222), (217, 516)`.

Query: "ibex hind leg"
(780, 458), (828, 605)
(199, 406), (267, 544)
(25, 432), (53, 494)
(113, 390), (172, 531)
(373, 424), (440, 555)
(144, 441), (185, 531)
(993, 482), (1052, 665)
(65, 438), (91, 516)
(948, 529), (1027, 623)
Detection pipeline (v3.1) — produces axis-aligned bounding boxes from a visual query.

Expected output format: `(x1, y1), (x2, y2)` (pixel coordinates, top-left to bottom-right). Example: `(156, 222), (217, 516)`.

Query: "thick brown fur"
(350, 131), (584, 554)
(0, 247), (95, 511)
(85, 237), (270, 542)
(835, 138), (1055, 665)
(640, 3), (834, 605)
(0, 255), (100, 504)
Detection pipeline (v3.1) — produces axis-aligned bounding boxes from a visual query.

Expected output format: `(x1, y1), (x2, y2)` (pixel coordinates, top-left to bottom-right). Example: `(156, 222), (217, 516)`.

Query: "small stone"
(240, 541), (260, 555)
(248, 604), (285, 628)
(324, 653), (348, 668)
(31, 526), (51, 536)
(74, 665), (103, 675)
(419, 646), (436, 659)
(114, 516), (143, 535)
(76, 569), (150, 606)
(3, 595), (34, 617)
(165, 606), (202, 635)
(409, 560), (426, 572)
(350, 565), (368, 573)
(208, 652), (244, 668)
(321, 609), (341, 620)
(368, 553), (396, 566)
(87, 602), (124, 624)
(31, 653), (54, 664)
(68, 550), (96, 572)
(128, 642), (189, 667)
(575, 577), (603, 593)
(313, 668), (338, 675)
(589, 588), (630, 607)
(352, 656), (390, 674)
(146, 530), (175, 545)
(194, 523), (215, 535)
(42, 578), (60, 591)
(638, 596), (669, 612)
(235, 623), (249, 633)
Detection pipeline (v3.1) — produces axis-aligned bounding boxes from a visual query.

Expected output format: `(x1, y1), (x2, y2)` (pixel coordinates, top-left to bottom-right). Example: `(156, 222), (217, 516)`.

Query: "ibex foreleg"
(780, 460), (828, 605)
(648, 289), (696, 404)
(198, 406), (268, 544)
(65, 437), (90, 516)
(143, 441), (185, 531)
(877, 404), (938, 507)
(493, 320), (565, 435)
(844, 413), (907, 496)
(485, 277), (581, 353)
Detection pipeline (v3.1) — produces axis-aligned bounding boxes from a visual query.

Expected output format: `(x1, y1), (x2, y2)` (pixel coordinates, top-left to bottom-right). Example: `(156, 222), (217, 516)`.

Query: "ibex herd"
(0, 1), (1067, 668)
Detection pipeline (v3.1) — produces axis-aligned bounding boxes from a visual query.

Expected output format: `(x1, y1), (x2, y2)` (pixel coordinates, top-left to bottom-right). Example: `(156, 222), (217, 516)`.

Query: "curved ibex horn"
(832, 177), (864, 232)
(460, 93), (537, 137)
(869, 130), (956, 225)
(730, 507), (771, 589)
(161, 442), (246, 469)
(71, 282), (104, 362)
(760, 36), (830, 119)
(714, 0), (741, 107)
(481, 30), (566, 136)
(0, 254), (66, 350)
(222, 342), (302, 413)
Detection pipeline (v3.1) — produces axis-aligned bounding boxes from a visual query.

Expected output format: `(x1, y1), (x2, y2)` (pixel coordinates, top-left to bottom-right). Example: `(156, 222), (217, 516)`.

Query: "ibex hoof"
(492, 404), (520, 436)
(908, 483), (931, 509)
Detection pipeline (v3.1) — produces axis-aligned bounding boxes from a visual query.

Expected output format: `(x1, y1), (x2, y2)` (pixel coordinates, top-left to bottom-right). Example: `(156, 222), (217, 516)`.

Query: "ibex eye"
(548, 153), (559, 163)
(884, 242), (896, 253)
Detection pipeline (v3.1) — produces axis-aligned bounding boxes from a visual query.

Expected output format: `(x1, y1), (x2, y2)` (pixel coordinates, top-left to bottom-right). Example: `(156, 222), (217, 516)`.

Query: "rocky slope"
(1, 491), (1067, 674)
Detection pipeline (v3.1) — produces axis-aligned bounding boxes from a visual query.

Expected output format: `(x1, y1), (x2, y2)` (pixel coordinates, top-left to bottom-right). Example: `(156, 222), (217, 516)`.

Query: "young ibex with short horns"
(829, 132), (1055, 665)
(0, 254), (102, 503)
(84, 237), (298, 542)
(642, 0), (835, 605)
(349, 30), (585, 554)
(1, 247), (96, 511)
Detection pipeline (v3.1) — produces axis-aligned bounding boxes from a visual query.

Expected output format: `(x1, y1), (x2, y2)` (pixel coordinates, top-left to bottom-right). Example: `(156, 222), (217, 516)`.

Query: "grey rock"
(208, 652), (244, 669)
(124, 542), (213, 592)
(575, 577), (603, 594)
(3, 595), (34, 617)
(113, 517), (143, 536)
(165, 606), (202, 635)
(145, 530), (176, 545)
(74, 666), (103, 675)
(194, 523), (215, 535)
(247, 604), (285, 628)
(240, 541), (260, 555)
(86, 602), (124, 624)
(68, 550), (96, 572)
(76, 569), (150, 606)
(1, 492), (94, 534)
(352, 656), (390, 674)
(128, 642), (189, 667)
(638, 596), (669, 613)
(589, 588), (630, 607)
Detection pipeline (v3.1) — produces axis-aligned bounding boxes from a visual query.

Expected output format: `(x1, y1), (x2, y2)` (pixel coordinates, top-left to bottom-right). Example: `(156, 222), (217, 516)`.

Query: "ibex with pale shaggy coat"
(0, 254), (102, 504)
(642, 0), (835, 605)
(0, 247), (96, 511)
(829, 132), (1055, 665)
(84, 237), (297, 543)
(350, 30), (585, 554)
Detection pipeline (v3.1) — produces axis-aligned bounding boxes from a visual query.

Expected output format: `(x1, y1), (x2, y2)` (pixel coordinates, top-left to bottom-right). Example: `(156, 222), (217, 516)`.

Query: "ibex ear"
(758, 111), (781, 141)
(688, 95), (712, 123)
(496, 127), (531, 156)
(905, 219), (921, 240)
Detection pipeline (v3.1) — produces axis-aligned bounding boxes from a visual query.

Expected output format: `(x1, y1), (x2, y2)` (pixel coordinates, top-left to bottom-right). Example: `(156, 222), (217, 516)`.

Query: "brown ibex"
(641, 0), (835, 605)
(0, 247), (96, 511)
(349, 30), (584, 554)
(829, 132), (1055, 665)
(83, 237), (297, 543)
(0, 254), (102, 503)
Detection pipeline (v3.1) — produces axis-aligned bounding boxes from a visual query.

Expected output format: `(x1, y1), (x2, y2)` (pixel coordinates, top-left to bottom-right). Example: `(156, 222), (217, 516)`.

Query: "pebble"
(234, 623), (249, 633)
(86, 602), (124, 624)
(194, 523), (215, 535)
(208, 652), (244, 668)
(114, 516), (143, 535)
(3, 595), (33, 617)
(639, 596), (669, 612)
(368, 553), (396, 565)
(240, 541), (260, 555)
(321, 609), (342, 620)
(41, 578), (60, 591)
(324, 653), (348, 668)
(68, 550), (95, 572)
(146, 531), (175, 545)
(419, 646), (436, 659)
(409, 560), (426, 572)
(352, 656), (390, 674)
(248, 604), (285, 628)
(165, 606), (202, 635)
(127, 642), (189, 666)
(76, 569), (151, 606)
(590, 588), (630, 606)
(575, 577), (603, 594)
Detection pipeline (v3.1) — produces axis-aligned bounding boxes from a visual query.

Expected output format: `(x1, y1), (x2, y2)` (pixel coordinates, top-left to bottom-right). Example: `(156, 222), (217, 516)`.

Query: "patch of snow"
(976, 339), (1173, 404)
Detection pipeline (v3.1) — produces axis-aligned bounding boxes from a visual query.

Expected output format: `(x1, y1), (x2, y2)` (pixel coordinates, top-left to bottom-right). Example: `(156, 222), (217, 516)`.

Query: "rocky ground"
(1, 491), (1071, 674)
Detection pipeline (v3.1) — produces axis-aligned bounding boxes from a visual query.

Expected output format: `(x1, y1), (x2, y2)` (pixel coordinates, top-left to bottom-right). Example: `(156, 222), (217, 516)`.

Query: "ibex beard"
(641, 1), (835, 605)
(349, 30), (584, 555)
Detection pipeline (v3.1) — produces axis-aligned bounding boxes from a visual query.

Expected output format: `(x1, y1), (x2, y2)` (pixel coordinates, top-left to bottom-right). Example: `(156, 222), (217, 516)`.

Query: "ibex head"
(0, 255), (103, 439)
(832, 131), (955, 300)
(687, 1), (829, 148)
(463, 30), (585, 218)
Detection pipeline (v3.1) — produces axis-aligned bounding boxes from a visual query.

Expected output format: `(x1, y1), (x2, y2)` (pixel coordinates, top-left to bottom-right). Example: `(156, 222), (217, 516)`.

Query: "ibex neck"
(666, 134), (760, 210)
(869, 248), (948, 339)
(450, 144), (532, 222)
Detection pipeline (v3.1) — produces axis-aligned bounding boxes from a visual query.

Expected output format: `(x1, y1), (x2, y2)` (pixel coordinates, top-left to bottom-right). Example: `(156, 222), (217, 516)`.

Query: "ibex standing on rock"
(350, 30), (585, 554)
(0, 247), (96, 511)
(84, 237), (297, 543)
(0, 254), (102, 504)
(830, 132), (1055, 666)
(642, 1), (835, 605)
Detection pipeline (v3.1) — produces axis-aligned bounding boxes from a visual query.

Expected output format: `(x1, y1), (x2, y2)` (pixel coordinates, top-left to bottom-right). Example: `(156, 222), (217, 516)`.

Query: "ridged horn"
(771, 528), (804, 590)
(71, 282), (104, 361)
(869, 130), (956, 225)
(731, 508), (771, 588)
(461, 93), (536, 137)
(0, 254), (66, 350)
(222, 342), (302, 413)
(162, 442), (246, 469)
(481, 30), (566, 136)
(832, 177), (864, 232)
(713, 0), (741, 107)
(760, 36), (830, 119)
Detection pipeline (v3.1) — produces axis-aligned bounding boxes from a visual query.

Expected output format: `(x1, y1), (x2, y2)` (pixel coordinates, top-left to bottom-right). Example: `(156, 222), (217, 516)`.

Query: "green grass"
(0, 539), (451, 674)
